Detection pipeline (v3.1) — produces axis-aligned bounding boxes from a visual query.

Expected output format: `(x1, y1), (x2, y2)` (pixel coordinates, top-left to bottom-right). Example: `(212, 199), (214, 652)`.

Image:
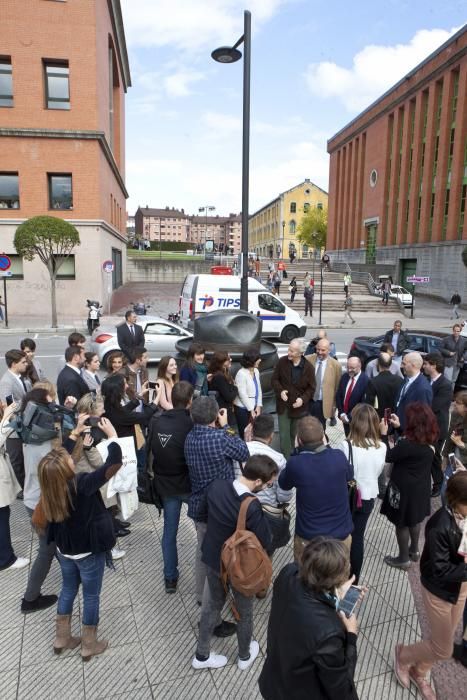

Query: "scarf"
(452, 510), (467, 557)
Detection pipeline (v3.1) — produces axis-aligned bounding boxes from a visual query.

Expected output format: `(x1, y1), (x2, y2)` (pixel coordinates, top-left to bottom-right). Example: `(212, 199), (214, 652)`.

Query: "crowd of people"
(0, 312), (467, 699)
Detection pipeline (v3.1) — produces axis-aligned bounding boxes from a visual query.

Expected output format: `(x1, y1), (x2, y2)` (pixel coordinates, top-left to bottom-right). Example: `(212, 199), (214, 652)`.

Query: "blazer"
(430, 374), (453, 441)
(57, 365), (90, 405)
(365, 370), (404, 418)
(0, 371), (32, 438)
(336, 372), (369, 419)
(395, 373), (433, 432)
(271, 356), (316, 418)
(233, 367), (262, 411)
(122, 365), (149, 403)
(440, 334), (467, 368)
(305, 354), (342, 419)
(383, 329), (409, 355)
(116, 322), (145, 360)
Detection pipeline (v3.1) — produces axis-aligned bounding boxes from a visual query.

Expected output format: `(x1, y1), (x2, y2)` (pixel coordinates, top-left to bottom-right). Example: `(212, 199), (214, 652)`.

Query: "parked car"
(90, 315), (192, 366)
(349, 330), (448, 366)
(375, 284), (413, 306)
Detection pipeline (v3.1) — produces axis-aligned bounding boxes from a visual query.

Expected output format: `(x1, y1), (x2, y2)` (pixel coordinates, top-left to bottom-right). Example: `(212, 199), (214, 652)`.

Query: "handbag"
(262, 504), (291, 549)
(387, 480), (401, 509)
(346, 440), (362, 514)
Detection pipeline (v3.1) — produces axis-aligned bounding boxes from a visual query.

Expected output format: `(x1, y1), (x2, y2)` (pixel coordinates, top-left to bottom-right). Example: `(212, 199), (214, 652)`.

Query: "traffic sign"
(0, 254), (11, 271)
(102, 259), (114, 273)
(0, 271), (12, 277)
(407, 275), (430, 284)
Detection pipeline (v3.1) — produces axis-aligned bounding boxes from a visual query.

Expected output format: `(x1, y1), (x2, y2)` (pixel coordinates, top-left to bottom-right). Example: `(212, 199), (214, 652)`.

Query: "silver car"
(90, 315), (193, 365)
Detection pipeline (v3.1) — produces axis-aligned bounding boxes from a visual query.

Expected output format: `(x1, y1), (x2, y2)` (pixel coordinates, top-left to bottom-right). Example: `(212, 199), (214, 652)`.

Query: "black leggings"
(395, 523), (422, 562)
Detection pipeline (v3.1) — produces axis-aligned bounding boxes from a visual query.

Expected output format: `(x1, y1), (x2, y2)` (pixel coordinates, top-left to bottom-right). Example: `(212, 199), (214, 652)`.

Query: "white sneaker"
(238, 640), (260, 671)
(7, 557), (30, 570)
(192, 653), (228, 670)
(111, 547), (126, 560)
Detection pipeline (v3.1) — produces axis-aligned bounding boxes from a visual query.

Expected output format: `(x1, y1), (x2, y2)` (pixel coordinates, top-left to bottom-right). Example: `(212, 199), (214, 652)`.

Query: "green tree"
(462, 246), (467, 268)
(297, 206), (328, 253)
(14, 216), (80, 328)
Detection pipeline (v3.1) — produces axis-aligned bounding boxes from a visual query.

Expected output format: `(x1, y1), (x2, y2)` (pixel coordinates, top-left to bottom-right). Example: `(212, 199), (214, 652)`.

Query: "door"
(143, 321), (187, 361)
(400, 259), (417, 287)
(112, 248), (122, 289)
(365, 224), (377, 264)
(257, 293), (286, 337)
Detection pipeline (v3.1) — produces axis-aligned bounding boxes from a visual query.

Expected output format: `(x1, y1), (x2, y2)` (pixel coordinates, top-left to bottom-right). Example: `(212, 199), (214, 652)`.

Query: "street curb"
(0, 326), (86, 335)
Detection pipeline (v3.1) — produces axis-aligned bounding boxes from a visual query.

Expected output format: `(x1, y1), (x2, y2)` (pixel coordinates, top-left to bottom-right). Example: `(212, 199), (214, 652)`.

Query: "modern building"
(249, 179), (328, 259)
(134, 206), (242, 253)
(0, 0), (131, 319)
(327, 25), (467, 300)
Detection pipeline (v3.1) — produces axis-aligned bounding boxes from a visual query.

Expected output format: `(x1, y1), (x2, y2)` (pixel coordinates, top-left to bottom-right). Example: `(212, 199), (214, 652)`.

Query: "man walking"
(306, 338), (342, 429)
(423, 353), (452, 497)
(450, 290), (461, 319)
(342, 294), (355, 324)
(440, 323), (466, 386)
(365, 352), (404, 418)
(336, 356), (369, 435)
(343, 272), (351, 296)
(272, 339), (315, 458)
(303, 284), (314, 317)
(117, 310), (145, 361)
(383, 320), (409, 357)
(0, 349), (31, 487)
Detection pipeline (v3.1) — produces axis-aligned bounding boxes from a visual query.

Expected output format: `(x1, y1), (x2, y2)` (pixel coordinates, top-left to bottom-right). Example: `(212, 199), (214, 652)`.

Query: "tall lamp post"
(212, 10), (251, 311)
(198, 205), (215, 256)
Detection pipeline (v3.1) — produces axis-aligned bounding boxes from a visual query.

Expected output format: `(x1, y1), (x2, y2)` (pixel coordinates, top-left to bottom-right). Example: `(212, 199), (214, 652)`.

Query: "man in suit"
(395, 352), (433, 432)
(365, 352), (404, 418)
(0, 349), (31, 488)
(305, 338), (342, 429)
(423, 352), (453, 496)
(56, 346), (89, 405)
(383, 320), (409, 356)
(117, 310), (145, 361)
(336, 356), (369, 435)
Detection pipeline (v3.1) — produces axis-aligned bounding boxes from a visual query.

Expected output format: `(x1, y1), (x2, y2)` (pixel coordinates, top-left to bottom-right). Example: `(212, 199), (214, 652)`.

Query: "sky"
(120, 0), (466, 218)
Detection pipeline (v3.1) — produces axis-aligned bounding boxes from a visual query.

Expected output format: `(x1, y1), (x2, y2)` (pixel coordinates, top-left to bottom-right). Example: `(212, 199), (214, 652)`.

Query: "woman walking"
(233, 351), (262, 439)
(289, 276), (297, 303)
(38, 442), (123, 660)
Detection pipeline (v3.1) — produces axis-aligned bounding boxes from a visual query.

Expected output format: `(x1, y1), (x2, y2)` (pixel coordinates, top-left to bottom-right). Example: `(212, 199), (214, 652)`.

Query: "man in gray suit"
(0, 349), (31, 487)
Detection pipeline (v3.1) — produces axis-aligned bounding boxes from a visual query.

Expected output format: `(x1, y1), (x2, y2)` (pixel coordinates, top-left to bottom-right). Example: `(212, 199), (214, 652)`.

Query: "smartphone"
(339, 585), (362, 618)
(5, 394), (14, 406)
(448, 453), (457, 471)
(85, 416), (100, 428)
(384, 408), (391, 425)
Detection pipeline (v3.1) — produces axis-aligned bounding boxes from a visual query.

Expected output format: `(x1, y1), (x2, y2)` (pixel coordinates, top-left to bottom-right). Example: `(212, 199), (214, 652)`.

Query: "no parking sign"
(102, 259), (114, 274)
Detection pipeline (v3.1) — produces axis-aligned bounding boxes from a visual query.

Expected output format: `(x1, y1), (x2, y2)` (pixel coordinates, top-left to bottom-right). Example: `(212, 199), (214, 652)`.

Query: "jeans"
(350, 499), (374, 584)
(161, 494), (189, 580)
(197, 566), (253, 660)
(24, 506), (56, 601)
(136, 446), (146, 474)
(234, 406), (251, 440)
(444, 365), (460, 386)
(57, 552), (106, 626)
(0, 506), (16, 570)
(194, 521), (208, 604)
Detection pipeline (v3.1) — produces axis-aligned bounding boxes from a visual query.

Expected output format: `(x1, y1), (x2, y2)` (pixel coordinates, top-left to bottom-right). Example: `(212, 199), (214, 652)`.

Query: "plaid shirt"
(184, 425), (249, 522)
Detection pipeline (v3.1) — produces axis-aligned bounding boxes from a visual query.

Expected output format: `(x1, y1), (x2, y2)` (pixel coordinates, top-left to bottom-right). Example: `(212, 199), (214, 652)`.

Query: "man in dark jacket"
(383, 320), (409, 356)
(336, 356), (369, 436)
(56, 346), (90, 405)
(192, 454), (276, 672)
(303, 284), (314, 316)
(365, 352), (403, 418)
(440, 323), (466, 386)
(423, 352), (453, 497)
(396, 352), (433, 432)
(149, 381), (194, 593)
(450, 291), (461, 319)
(116, 310), (145, 360)
(272, 339), (316, 458)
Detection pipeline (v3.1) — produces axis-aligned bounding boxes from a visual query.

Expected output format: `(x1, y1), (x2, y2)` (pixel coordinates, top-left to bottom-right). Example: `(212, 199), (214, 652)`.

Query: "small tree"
(297, 206), (328, 253)
(14, 215), (80, 328)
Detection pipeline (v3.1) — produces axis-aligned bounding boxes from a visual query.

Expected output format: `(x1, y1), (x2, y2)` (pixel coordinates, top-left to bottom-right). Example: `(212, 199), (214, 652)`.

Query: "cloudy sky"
(121, 0), (465, 218)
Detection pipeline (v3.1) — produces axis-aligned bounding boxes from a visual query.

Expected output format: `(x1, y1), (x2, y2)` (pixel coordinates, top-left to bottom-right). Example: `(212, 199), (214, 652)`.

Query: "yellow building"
(249, 179), (328, 259)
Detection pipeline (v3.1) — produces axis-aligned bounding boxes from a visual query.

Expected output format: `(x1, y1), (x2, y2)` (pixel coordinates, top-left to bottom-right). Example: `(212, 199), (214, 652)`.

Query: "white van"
(179, 274), (307, 343)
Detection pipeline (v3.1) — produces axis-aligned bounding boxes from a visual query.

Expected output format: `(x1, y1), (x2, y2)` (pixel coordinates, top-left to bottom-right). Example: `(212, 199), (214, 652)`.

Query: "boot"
(53, 614), (81, 654)
(81, 624), (108, 661)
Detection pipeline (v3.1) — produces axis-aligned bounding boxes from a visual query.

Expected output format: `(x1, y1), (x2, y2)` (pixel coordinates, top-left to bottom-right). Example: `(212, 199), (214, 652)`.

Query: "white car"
(389, 285), (413, 306)
(90, 315), (193, 365)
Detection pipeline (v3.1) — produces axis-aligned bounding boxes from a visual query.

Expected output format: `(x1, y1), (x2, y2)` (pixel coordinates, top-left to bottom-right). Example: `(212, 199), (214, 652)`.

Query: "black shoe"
(330, 417), (337, 427)
(409, 551), (420, 562)
(431, 487), (441, 498)
(16, 491), (24, 500)
(453, 643), (467, 667)
(165, 578), (177, 594)
(21, 593), (57, 614)
(114, 527), (131, 537)
(115, 518), (131, 528)
(213, 620), (236, 638)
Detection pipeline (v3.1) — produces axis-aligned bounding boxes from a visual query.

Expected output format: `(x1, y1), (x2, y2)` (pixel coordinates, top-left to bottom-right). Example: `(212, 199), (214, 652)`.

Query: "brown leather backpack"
(221, 496), (272, 604)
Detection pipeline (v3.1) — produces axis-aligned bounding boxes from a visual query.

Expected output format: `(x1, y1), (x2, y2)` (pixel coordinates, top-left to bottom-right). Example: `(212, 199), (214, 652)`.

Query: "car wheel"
(280, 325), (299, 343)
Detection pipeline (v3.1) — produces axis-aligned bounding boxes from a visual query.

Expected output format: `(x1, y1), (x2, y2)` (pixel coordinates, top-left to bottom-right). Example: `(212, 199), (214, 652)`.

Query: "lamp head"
(211, 46), (242, 63)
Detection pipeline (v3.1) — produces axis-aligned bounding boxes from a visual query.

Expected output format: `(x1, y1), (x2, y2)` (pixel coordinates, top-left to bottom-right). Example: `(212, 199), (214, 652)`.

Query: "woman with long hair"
(180, 343), (208, 398)
(38, 442), (123, 660)
(208, 352), (237, 426)
(339, 403), (386, 583)
(105, 351), (126, 377)
(82, 352), (102, 393)
(101, 373), (160, 444)
(157, 356), (179, 411)
(380, 402), (439, 570)
(233, 351), (262, 439)
(394, 472), (467, 699)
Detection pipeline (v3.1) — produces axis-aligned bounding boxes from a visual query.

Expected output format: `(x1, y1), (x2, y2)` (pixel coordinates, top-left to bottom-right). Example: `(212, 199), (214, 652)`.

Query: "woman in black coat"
(380, 402), (439, 570)
(207, 352), (237, 426)
(259, 537), (360, 700)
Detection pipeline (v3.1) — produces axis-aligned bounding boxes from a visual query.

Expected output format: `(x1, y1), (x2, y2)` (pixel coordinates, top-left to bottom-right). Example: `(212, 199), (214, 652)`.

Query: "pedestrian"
(343, 272), (352, 296)
(383, 320), (409, 357)
(255, 255), (261, 277)
(273, 271), (281, 296)
(393, 471), (467, 699)
(365, 343), (403, 378)
(440, 323), (466, 386)
(443, 390), (467, 470)
(208, 352), (237, 427)
(233, 350), (262, 439)
(121, 347), (149, 405)
(180, 343), (209, 398)
(306, 338), (342, 430)
(304, 329), (337, 358)
(266, 271), (274, 292)
(303, 284), (314, 317)
(342, 294), (355, 324)
(422, 353), (453, 498)
(450, 290), (461, 319)
(289, 276), (297, 303)
(382, 278), (392, 305)
(116, 310), (145, 361)
(380, 403), (439, 570)
(0, 349), (31, 487)
(259, 538), (360, 700)
(192, 454), (276, 671)
(37, 441), (123, 660)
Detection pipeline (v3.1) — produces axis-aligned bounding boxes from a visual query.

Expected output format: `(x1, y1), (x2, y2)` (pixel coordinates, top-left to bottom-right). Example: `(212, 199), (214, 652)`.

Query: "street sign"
(0, 271), (12, 277)
(0, 253), (11, 271)
(102, 259), (114, 273)
(406, 275), (430, 284)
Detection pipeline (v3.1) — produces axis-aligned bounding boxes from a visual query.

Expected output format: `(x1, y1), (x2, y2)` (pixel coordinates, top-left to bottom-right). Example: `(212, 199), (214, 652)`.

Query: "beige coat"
(305, 354), (342, 419)
(0, 415), (21, 507)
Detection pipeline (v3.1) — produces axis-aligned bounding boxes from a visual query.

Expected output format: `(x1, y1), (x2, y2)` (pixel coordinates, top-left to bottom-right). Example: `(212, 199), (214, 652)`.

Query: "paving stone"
(152, 674), (219, 699)
(133, 597), (191, 640)
(18, 657), (85, 699)
(211, 657), (263, 699)
(0, 669), (19, 700)
(377, 576), (417, 618)
(83, 642), (149, 700)
(0, 626), (23, 672)
(143, 629), (199, 685)
(21, 613), (81, 666)
(355, 632), (391, 682)
(356, 669), (418, 699)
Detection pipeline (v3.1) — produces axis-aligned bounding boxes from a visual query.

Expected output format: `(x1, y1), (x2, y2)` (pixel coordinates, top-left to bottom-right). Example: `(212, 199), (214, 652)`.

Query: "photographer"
(305, 330), (337, 359)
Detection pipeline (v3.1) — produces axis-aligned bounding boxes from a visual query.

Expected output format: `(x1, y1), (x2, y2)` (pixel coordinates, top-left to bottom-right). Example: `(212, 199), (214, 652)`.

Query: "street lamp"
(198, 205), (215, 256)
(212, 10), (251, 311)
(281, 220), (285, 262)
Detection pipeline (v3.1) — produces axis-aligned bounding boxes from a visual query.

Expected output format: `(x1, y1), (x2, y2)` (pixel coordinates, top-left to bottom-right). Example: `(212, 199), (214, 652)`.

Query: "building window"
(289, 220), (296, 234)
(44, 61), (70, 109)
(0, 58), (13, 107)
(54, 255), (75, 279)
(317, 202), (323, 210)
(458, 184), (466, 238)
(290, 202), (296, 213)
(4, 254), (23, 279)
(48, 173), (73, 209)
(303, 203), (310, 213)
(0, 172), (20, 209)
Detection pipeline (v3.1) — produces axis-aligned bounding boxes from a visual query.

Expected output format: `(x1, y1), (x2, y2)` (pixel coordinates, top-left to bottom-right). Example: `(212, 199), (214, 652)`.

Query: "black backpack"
(8, 402), (58, 445)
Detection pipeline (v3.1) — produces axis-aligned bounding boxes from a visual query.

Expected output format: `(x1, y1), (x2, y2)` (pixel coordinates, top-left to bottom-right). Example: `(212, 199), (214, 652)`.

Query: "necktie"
(314, 361), (323, 401)
(130, 325), (135, 337)
(20, 376), (27, 392)
(343, 377), (355, 414)
(397, 378), (409, 406)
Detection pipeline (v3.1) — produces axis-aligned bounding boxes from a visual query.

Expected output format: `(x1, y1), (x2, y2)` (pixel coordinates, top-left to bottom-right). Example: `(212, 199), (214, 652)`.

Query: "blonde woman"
(157, 356), (179, 411)
(338, 403), (386, 583)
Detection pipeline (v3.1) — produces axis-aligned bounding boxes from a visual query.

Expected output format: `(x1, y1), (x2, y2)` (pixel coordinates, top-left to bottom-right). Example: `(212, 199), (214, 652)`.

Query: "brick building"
(134, 206), (242, 253)
(0, 0), (130, 319)
(327, 26), (467, 300)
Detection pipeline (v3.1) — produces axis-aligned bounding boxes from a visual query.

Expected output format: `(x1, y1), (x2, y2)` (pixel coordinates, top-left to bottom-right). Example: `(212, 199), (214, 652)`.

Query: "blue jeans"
(57, 552), (106, 625)
(161, 494), (190, 580)
(440, 461), (456, 506)
(350, 499), (374, 584)
(136, 446), (146, 474)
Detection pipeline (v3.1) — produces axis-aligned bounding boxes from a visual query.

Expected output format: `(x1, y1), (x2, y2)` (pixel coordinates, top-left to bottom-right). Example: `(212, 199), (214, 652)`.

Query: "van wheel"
(280, 325), (299, 343)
